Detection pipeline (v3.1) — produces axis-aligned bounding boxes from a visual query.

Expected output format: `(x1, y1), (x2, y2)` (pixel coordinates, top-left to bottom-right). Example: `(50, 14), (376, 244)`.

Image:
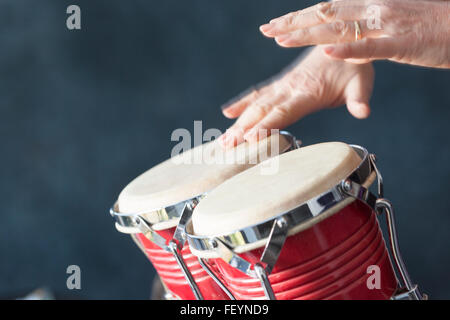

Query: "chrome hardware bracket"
(340, 179), (378, 211)
(260, 217), (290, 274)
(391, 285), (427, 300)
(280, 130), (302, 150)
(199, 217), (289, 300)
(110, 195), (204, 236)
(370, 154), (423, 300)
(173, 200), (199, 248)
(376, 198), (424, 300)
(213, 238), (256, 277)
(369, 154), (384, 198)
(168, 201), (204, 301)
(255, 263), (276, 300)
(167, 240), (204, 300)
(132, 215), (168, 250)
(198, 258), (236, 300)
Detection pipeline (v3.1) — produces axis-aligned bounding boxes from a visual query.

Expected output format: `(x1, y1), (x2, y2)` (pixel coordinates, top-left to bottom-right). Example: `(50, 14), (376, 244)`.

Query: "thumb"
(344, 64), (374, 119)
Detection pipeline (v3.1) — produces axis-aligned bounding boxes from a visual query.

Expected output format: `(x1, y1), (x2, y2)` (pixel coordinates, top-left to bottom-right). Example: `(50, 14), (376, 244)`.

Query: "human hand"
(260, 0), (450, 68)
(219, 46), (374, 147)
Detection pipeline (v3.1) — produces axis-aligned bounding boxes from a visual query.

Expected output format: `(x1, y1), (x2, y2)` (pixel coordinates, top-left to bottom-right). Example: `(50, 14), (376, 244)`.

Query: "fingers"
(273, 20), (383, 48)
(323, 37), (402, 62)
(242, 106), (292, 142)
(221, 79), (279, 119)
(218, 126), (246, 148)
(344, 63), (374, 119)
(219, 90), (291, 148)
(243, 94), (319, 143)
(221, 88), (258, 119)
(261, 1), (367, 37)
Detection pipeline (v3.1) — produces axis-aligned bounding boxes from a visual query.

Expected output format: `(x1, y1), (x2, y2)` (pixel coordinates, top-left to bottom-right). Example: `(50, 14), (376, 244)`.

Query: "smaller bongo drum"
(186, 142), (425, 300)
(110, 132), (299, 300)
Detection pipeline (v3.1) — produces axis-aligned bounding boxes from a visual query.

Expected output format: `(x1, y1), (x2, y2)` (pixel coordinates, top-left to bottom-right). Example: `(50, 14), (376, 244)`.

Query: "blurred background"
(1, 0), (449, 299)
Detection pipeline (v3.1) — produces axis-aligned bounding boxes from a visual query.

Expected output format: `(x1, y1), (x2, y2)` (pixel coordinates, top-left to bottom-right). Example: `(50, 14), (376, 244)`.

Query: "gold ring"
(354, 21), (362, 41)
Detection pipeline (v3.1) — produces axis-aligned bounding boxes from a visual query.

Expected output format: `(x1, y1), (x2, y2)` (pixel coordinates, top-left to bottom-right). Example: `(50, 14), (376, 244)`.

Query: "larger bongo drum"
(110, 132), (299, 300)
(186, 142), (424, 300)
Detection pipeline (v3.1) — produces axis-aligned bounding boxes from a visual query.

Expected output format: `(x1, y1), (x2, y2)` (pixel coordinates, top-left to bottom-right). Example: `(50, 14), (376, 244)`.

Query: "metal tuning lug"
(375, 199), (424, 300)
(260, 216), (290, 274)
(198, 258), (236, 300)
(167, 240), (203, 300)
(254, 263), (276, 300)
(132, 216), (168, 250)
(173, 200), (198, 249)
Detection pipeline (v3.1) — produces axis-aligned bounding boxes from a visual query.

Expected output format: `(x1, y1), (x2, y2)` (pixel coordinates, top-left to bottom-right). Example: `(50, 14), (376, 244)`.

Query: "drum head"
(192, 142), (362, 236)
(117, 133), (291, 217)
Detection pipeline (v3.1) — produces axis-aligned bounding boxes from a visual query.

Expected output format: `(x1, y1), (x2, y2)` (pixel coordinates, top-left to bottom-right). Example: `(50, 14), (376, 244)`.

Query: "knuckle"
(250, 103), (270, 117)
(272, 83), (291, 99)
(295, 27), (309, 39)
(315, 2), (336, 23)
(285, 15), (295, 26)
(272, 105), (290, 119)
(286, 69), (325, 100)
(279, 13), (295, 28)
(331, 20), (349, 38)
(249, 89), (259, 100)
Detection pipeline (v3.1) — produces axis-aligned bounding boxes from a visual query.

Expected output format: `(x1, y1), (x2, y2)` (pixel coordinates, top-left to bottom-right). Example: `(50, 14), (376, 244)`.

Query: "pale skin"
(219, 0), (449, 147)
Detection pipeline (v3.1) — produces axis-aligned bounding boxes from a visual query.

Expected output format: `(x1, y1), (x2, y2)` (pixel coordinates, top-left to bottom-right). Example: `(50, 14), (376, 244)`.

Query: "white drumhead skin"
(117, 133), (291, 216)
(192, 142), (362, 236)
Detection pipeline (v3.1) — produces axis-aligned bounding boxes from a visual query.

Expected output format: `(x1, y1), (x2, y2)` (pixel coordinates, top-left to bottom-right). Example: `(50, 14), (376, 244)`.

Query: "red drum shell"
(136, 229), (229, 300)
(213, 201), (398, 300)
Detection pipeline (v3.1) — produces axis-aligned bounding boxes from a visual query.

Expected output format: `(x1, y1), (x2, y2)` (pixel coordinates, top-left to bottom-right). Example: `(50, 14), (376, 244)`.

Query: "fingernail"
(220, 104), (230, 111)
(220, 101), (234, 111)
(324, 46), (335, 55)
(275, 34), (290, 43)
(259, 23), (273, 33)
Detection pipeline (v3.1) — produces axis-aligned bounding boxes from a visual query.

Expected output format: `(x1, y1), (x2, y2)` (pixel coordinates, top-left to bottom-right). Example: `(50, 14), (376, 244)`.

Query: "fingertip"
(323, 45), (346, 60)
(222, 108), (237, 119)
(275, 34), (289, 43)
(323, 46), (335, 55)
(220, 126), (245, 149)
(259, 24), (273, 36)
(275, 37), (292, 48)
(347, 101), (371, 119)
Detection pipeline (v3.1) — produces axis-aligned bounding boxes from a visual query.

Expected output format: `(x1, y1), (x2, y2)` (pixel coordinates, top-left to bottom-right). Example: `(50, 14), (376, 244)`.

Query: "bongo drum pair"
(110, 132), (299, 300)
(110, 136), (424, 300)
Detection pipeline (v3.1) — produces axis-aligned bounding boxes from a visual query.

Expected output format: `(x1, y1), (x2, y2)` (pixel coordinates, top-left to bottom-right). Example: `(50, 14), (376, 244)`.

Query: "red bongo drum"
(186, 142), (424, 300)
(110, 132), (298, 300)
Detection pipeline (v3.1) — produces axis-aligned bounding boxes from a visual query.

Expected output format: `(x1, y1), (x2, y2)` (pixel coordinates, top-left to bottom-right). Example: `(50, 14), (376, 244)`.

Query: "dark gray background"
(0, 0), (449, 299)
